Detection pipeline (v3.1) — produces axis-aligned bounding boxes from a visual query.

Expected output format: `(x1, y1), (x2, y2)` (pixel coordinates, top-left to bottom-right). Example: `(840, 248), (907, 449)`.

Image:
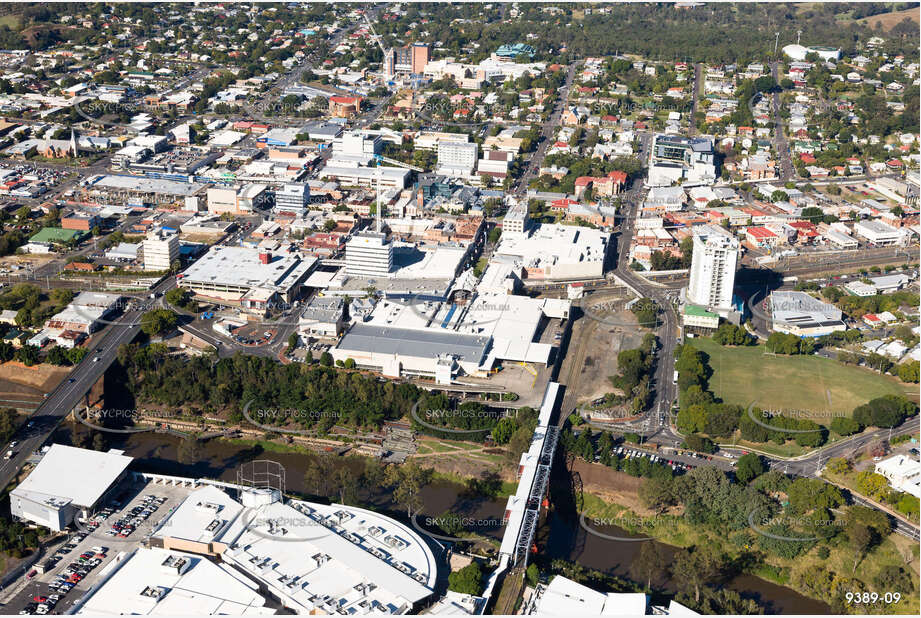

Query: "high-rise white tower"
(686, 224), (739, 312)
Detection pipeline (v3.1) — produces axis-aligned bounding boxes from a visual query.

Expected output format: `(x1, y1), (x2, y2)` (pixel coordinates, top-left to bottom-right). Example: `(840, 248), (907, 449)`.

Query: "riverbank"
(575, 472), (918, 615)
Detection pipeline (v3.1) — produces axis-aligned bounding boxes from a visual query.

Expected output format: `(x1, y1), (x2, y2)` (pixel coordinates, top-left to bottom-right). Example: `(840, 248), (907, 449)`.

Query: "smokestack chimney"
(259, 252), (271, 264)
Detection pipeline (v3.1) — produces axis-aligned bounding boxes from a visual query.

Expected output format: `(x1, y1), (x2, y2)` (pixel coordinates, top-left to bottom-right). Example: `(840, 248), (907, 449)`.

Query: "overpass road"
(0, 277), (176, 492)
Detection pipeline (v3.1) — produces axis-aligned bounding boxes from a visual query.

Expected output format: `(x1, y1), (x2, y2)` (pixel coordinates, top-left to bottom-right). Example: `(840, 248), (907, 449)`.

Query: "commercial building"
(493, 223), (610, 280)
(179, 246), (317, 310)
(647, 134), (716, 187)
(10, 445), (133, 531)
(384, 42), (431, 76)
(344, 232), (394, 278)
(45, 292), (121, 334)
(298, 296), (346, 338)
(331, 323), (491, 383)
(70, 475), (438, 615)
(853, 219), (903, 246)
(89, 175), (205, 205)
(273, 183), (311, 216)
(503, 201), (530, 235)
(874, 455), (921, 499)
(686, 224), (739, 313)
(781, 44), (841, 61)
(142, 228), (180, 271)
(682, 304), (720, 331)
(207, 185), (251, 216)
(318, 165), (410, 189)
(436, 141), (478, 177)
(73, 547), (275, 615)
(528, 576), (648, 615)
(770, 290), (846, 337)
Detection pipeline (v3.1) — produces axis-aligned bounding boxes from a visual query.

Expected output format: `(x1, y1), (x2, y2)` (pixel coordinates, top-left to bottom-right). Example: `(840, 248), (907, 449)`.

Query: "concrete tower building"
(686, 224), (739, 312)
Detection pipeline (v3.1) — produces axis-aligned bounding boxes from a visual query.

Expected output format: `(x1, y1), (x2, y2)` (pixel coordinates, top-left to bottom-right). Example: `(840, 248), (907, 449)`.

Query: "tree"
(856, 470), (890, 501)
(632, 541), (666, 591)
(448, 562), (484, 595)
(672, 545), (721, 603)
(639, 476), (676, 514)
(525, 563), (540, 588)
(897, 361), (919, 383)
(91, 432), (106, 451)
(140, 309), (178, 337)
(492, 416), (517, 444)
(319, 351), (333, 366)
(15, 345), (39, 366)
(735, 453), (765, 484)
(386, 461), (433, 517)
(825, 457), (851, 475)
(177, 437), (202, 465)
(0, 407), (17, 442)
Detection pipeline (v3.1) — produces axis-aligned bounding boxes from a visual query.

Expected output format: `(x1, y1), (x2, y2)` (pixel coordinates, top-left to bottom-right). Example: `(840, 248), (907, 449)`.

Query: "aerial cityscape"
(0, 1), (918, 616)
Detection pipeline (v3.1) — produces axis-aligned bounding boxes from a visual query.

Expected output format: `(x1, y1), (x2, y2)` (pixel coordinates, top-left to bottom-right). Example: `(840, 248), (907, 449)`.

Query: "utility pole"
(796, 30), (802, 46)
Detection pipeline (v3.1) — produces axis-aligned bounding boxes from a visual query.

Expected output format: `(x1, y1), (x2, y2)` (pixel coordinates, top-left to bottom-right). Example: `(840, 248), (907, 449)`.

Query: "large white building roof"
(151, 484), (438, 614)
(494, 223), (609, 277)
(13, 444), (133, 508)
(533, 576), (648, 615)
(181, 245), (316, 294)
(74, 547), (274, 615)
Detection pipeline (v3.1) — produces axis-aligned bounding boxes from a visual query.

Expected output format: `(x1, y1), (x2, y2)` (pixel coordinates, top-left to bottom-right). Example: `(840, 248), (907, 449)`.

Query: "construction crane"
(373, 153), (423, 173)
(371, 154), (423, 232)
(363, 12), (388, 59)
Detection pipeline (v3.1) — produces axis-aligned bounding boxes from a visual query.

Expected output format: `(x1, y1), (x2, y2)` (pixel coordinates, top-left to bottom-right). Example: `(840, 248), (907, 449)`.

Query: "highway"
(0, 276), (175, 492)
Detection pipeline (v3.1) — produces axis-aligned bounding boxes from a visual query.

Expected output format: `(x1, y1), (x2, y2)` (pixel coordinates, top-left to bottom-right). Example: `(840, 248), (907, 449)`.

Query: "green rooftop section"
(684, 304), (718, 318)
(29, 227), (84, 244)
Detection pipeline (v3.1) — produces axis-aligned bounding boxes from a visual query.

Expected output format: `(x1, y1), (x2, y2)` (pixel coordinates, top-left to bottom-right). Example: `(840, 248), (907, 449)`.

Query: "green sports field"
(689, 337), (915, 418)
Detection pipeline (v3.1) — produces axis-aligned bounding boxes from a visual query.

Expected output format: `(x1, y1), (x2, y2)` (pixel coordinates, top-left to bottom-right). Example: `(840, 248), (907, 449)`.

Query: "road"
(687, 63), (702, 137)
(769, 61), (794, 181)
(0, 276), (175, 493)
(513, 60), (578, 194)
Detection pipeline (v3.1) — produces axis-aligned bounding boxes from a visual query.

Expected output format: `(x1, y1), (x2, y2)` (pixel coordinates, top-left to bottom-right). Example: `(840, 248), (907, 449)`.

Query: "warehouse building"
(770, 290), (846, 337)
(10, 444), (133, 531)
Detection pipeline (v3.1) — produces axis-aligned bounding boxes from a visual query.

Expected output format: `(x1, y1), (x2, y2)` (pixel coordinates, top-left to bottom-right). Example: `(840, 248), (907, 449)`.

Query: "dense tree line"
(117, 344), (423, 430)
(712, 323), (754, 347)
(765, 332), (815, 355)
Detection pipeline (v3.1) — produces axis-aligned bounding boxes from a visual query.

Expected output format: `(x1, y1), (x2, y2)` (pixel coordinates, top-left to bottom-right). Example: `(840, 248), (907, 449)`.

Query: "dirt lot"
(857, 7), (919, 30)
(573, 459), (655, 516)
(572, 297), (646, 404)
(0, 361), (70, 391)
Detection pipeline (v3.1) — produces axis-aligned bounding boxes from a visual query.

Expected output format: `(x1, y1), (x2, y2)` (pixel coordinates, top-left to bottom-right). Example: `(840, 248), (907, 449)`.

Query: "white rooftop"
(533, 575), (648, 615)
(74, 547), (274, 615)
(13, 444), (133, 508)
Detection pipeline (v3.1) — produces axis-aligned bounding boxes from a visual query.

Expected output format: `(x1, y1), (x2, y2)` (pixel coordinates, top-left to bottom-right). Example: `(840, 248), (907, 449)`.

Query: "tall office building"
(686, 224), (739, 311)
(274, 183), (311, 216)
(345, 232), (393, 278)
(410, 43), (430, 74)
(143, 228), (180, 271)
(384, 43), (430, 77)
(436, 141), (478, 177)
